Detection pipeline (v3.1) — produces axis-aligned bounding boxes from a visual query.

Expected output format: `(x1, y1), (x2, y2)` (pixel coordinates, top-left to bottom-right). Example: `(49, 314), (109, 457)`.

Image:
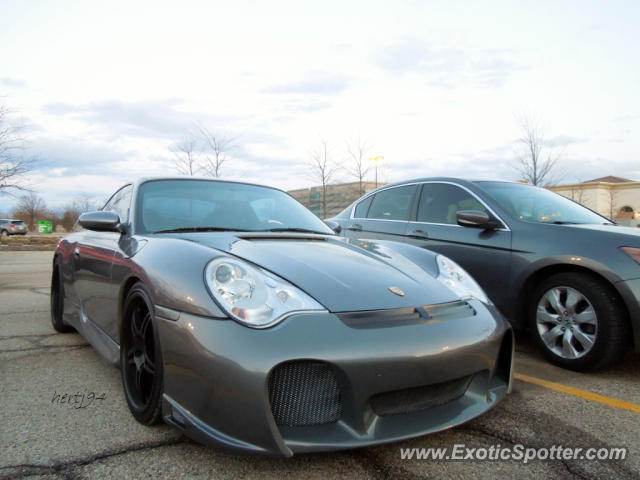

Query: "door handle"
(74, 247), (80, 257)
(347, 224), (363, 231)
(408, 229), (429, 239)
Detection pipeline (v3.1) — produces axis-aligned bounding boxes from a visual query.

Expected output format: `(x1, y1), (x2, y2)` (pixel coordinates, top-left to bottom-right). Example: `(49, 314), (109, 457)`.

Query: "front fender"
(116, 237), (228, 325)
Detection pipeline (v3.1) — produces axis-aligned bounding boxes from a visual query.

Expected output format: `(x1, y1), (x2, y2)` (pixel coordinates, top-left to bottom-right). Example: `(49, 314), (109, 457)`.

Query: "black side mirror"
(79, 211), (122, 232)
(456, 210), (501, 230)
(324, 220), (342, 234)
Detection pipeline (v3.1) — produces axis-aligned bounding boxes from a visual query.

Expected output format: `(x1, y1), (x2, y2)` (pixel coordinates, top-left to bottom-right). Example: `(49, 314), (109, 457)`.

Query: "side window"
(417, 183), (488, 224)
(367, 185), (417, 221)
(354, 195), (373, 218)
(103, 185), (133, 223)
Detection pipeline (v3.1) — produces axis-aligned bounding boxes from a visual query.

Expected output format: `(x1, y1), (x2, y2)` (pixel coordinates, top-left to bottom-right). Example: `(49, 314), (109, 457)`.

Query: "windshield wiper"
(543, 221), (582, 225)
(260, 227), (333, 235)
(153, 226), (244, 234)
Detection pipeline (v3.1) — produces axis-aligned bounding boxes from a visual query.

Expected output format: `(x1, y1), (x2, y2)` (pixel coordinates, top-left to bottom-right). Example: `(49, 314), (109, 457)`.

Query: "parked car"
(0, 219), (28, 236)
(51, 177), (513, 456)
(328, 178), (640, 371)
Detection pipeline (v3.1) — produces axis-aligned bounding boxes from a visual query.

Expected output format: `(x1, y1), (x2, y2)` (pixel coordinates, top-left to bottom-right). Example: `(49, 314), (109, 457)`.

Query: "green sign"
(38, 220), (53, 234)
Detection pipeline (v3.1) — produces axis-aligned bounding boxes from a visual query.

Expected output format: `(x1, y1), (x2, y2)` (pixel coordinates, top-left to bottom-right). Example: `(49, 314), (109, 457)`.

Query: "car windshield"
(136, 179), (334, 234)
(476, 181), (612, 225)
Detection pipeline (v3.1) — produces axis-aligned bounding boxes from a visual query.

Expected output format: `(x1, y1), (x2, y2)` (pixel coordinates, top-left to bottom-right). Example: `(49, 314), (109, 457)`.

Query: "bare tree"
(514, 114), (561, 186)
(170, 134), (199, 176)
(345, 137), (371, 196)
(72, 193), (98, 213)
(0, 103), (34, 193)
(308, 139), (339, 218)
(58, 194), (98, 231)
(13, 191), (47, 229)
(197, 124), (234, 178)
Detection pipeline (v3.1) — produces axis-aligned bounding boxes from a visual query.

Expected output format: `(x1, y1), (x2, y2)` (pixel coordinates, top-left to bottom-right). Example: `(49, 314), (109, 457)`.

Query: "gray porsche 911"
(51, 177), (513, 457)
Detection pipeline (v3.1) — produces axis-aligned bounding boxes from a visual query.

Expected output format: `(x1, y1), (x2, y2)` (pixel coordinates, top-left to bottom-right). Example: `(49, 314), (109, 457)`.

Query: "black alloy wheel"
(121, 283), (163, 425)
(50, 263), (73, 333)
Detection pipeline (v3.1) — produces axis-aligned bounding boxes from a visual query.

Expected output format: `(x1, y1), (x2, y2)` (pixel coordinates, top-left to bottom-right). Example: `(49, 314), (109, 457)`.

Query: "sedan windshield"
(136, 179), (333, 234)
(476, 181), (612, 225)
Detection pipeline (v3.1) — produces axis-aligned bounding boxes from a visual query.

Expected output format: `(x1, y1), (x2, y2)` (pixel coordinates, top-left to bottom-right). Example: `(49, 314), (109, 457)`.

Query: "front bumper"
(155, 300), (513, 457)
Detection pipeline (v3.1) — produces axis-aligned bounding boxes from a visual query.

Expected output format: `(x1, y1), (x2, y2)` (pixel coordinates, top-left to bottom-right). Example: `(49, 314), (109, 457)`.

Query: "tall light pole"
(370, 156), (384, 188)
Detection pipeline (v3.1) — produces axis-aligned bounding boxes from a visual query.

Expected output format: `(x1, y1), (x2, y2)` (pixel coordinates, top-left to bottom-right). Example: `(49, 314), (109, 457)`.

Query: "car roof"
(127, 176), (287, 193)
(374, 177), (522, 190)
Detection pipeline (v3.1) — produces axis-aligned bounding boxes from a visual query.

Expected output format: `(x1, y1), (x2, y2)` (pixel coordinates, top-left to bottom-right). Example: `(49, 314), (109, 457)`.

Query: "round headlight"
(205, 257), (326, 328)
(213, 262), (255, 303)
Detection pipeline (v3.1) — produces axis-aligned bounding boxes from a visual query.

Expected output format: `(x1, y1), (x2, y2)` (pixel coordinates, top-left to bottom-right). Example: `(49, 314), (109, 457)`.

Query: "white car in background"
(0, 219), (28, 236)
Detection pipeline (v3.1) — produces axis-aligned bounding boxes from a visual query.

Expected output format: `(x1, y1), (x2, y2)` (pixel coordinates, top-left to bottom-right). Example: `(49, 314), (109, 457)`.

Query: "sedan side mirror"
(324, 220), (342, 234)
(456, 210), (501, 230)
(79, 211), (122, 232)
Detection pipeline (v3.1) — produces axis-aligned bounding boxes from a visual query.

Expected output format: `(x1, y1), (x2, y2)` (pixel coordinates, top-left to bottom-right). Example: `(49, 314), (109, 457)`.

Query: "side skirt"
(64, 299), (120, 366)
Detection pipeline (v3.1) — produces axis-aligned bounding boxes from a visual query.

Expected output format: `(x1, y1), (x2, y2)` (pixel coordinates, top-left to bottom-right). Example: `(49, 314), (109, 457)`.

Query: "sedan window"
(417, 183), (488, 224)
(367, 185), (417, 221)
(353, 195), (373, 218)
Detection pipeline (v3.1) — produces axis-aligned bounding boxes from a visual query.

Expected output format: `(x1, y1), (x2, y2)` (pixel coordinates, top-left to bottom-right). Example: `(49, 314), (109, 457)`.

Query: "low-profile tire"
(120, 282), (163, 425)
(50, 263), (74, 333)
(529, 272), (629, 371)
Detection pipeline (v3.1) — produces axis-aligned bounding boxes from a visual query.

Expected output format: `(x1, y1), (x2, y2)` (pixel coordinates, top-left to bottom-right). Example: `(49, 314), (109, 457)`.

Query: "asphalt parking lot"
(1, 252), (639, 479)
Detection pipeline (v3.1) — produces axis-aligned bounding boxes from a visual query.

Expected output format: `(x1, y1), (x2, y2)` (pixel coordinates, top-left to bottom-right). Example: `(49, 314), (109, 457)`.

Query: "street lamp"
(370, 156), (384, 188)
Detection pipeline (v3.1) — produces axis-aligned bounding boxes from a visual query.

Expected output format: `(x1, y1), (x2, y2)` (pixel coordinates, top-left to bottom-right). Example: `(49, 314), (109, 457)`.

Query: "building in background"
(549, 176), (640, 226)
(289, 181), (381, 218)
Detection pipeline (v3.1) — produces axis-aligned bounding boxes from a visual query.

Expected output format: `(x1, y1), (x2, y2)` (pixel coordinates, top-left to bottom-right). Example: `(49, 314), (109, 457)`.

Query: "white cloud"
(0, 0), (639, 211)
(1, 77), (28, 89)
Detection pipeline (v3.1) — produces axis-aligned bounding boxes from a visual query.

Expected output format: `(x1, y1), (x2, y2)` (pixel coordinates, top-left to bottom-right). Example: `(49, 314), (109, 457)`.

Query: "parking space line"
(514, 373), (640, 414)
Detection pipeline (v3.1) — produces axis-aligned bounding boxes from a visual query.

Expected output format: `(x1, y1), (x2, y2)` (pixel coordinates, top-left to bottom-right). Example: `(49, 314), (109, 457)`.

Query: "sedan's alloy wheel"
(536, 286), (597, 359)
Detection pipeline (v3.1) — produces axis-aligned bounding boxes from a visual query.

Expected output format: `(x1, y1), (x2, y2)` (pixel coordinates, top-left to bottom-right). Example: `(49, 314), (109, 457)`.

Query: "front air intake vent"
(370, 374), (474, 416)
(268, 361), (341, 427)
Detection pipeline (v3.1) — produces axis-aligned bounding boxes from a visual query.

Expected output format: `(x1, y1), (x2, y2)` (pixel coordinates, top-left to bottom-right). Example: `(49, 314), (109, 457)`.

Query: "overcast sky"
(1, 0), (639, 212)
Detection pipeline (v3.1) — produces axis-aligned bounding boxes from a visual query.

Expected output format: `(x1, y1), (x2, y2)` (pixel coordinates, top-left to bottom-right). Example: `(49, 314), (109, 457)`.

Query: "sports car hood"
(173, 233), (459, 312)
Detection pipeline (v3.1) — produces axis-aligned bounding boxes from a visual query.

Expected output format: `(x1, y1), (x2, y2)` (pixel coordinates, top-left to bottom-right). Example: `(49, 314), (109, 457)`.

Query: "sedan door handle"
(408, 229), (429, 239)
(347, 224), (363, 231)
(74, 247), (80, 257)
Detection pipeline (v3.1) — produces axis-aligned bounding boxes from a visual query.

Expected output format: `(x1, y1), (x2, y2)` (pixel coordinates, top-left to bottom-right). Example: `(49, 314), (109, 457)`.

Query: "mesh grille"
(370, 375), (473, 416)
(268, 361), (341, 427)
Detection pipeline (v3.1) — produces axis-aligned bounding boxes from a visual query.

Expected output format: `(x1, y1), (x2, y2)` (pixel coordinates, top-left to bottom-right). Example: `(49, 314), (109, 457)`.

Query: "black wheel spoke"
(130, 307), (140, 339)
(140, 312), (151, 339)
(135, 364), (144, 394)
(143, 348), (155, 368)
(142, 358), (155, 375)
